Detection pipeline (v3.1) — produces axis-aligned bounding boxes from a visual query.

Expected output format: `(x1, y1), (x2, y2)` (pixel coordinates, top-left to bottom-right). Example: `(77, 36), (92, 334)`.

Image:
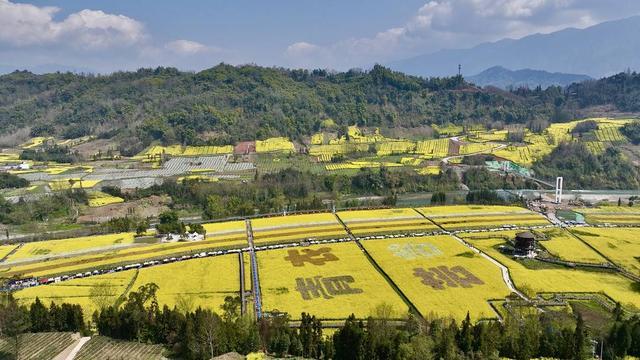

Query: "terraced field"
(417, 205), (532, 217)
(15, 255), (239, 315)
(338, 208), (439, 235)
(87, 191), (125, 207)
(363, 235), (511, 320)
(1, 233), (247, 278)
(536, 229), (607, 264)
(255, 137), (295, 153)
(415, 138), (449, 158)
(0, 332), (77, 360)
(130, 254), (240, 312)
(14, 271), (134, 314)
(7, 204), (640, 324)
(75, 336), (165, 360)
(461, 231), (640, 310)
(4, 233), (139, 262)
(202, 220), (248, 245)
(419, 205), (549, 230)
(257, 242), (408, 320)
(0, 244), (18, 260)
(251, 213), (347, 245)
(578, 207), (640, 225)
(571, 227), (640, 275)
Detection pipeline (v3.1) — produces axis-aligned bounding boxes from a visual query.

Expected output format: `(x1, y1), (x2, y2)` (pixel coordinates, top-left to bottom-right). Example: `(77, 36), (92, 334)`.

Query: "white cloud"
(164, 39), (211, 55)
(285, 42), (320, 56)
(0, 0), (145, 49)
(284, 0), (612, 69)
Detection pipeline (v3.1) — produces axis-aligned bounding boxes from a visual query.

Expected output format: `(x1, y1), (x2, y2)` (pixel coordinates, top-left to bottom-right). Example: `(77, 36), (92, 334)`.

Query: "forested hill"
(0, 64), (638, 149)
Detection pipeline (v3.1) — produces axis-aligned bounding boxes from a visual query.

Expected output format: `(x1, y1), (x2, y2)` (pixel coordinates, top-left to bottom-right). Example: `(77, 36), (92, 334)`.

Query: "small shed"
(514, 231), (536, 256)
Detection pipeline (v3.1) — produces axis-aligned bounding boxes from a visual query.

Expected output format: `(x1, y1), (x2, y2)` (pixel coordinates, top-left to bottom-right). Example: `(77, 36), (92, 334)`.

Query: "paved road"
(52, 336), (91, 360)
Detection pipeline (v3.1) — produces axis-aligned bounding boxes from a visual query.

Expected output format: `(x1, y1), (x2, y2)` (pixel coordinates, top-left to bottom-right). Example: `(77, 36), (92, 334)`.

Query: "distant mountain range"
(467, 66), (592, 89)
(390, 15), (640, 79)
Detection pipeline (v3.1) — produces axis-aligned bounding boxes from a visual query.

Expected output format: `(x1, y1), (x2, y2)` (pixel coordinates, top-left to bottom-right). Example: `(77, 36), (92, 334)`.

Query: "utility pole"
(555, 176), (563, 204)
(458, 64), (461, 76)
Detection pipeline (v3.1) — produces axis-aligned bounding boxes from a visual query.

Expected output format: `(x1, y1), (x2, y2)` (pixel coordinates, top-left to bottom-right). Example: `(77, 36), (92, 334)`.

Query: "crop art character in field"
(413, 266), (484, 290)
(295, 275), (363, 300)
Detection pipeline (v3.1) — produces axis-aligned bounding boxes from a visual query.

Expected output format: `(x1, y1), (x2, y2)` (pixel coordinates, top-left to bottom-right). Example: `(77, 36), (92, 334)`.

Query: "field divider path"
(0, 243), (22, 263)
(333, 212), (355, 241)
(114, 269), (140, 308)
(246, 219), (263, 318)
(239, 252), (246, 315)
(413, 208), (529, 302)
(333, 213), (423, 318)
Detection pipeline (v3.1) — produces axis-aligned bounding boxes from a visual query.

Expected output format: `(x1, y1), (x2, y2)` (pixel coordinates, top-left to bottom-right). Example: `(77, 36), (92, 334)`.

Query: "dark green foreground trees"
(2, 283), (639, 359)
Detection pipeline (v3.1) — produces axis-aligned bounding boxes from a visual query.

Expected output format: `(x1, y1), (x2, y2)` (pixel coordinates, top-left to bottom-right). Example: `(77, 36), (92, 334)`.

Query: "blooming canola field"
(257, 242), (408, 320)
(6, 205), (640, 322)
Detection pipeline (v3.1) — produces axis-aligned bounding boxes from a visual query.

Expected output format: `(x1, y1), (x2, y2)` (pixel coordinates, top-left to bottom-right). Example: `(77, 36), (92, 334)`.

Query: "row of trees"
(0, 190), (87, 225)
(0, 173), (28, 190)
(132, 168), (461, 220)
(3, 282), (639, 359)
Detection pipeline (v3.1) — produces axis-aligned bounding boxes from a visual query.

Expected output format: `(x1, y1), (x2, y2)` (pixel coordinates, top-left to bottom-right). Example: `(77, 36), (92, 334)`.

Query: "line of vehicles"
(5, 248), (245, 291)
(3, 223), (565, 292)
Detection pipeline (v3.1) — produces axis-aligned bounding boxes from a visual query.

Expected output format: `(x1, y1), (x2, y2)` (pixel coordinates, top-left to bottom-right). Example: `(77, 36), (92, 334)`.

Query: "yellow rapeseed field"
(571, 227), (640, 275)
(14, 272), (134, 315)
(375, 141), (416, 156)
(14, 254), (240, 315)
(202, 220), (247, 237)
(417, 205), (531, 217)
(417, 166), (441, 175)
(363, 235), (511, 320)
(577, 205), (640, 214)
(576, 205), (640, 225)
(87, 192), (125, 207)
(0, 244), (18, 259)
(5, 233), (138, 262)
(257, 242), (407, 320)
(459, 142), (498, 155)
(337, 208), (439, 235)
(131, 254), (240, 312)
(431, 214), (549, 230)
(461, 231), (640, 310)
(338, 208), (420, 222)
(0, 233), (247, 278)
(251, 213), (347, 244)
(255, 137), (295, 153)
(49, 179), (101, 190)
(414, 139), (449, 158)
(537, 228), (606, 264)
(136, 145), (233, 159)
(20, 137), (52, 149)
(325, 161), (403, 171)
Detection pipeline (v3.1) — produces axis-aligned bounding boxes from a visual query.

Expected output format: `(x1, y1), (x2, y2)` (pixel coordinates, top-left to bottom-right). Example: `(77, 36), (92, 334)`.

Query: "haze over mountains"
(390, 15), (640, 79)
(467, 66), (592, 89)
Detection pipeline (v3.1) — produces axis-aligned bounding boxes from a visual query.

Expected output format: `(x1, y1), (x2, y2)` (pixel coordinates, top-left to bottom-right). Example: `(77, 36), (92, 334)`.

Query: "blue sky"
(2, 0), (640, 73)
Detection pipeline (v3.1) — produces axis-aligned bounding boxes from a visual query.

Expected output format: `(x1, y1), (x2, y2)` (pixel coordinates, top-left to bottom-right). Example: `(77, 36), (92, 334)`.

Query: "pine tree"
(333, 314), (365, 360)
(458, 312), (474, 354)
(29, 297), (49, 332)
(573, 314), (589, 360)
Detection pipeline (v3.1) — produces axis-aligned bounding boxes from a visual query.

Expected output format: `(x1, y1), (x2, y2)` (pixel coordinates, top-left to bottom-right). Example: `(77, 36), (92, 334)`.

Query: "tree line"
(130, 168), (461, 220)
(3, 64), (623, 151)
(1, 282), (639, 359)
